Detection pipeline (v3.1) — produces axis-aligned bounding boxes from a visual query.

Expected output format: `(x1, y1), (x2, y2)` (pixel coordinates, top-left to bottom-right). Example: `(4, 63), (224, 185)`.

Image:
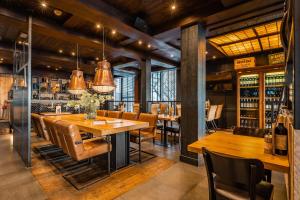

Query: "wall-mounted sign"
(268, 52), (285, 65)
(234, 57), (256, 70)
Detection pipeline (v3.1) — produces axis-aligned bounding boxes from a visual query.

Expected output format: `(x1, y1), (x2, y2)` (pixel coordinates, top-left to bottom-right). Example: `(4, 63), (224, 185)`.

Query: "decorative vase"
(85, 101), (97, 119)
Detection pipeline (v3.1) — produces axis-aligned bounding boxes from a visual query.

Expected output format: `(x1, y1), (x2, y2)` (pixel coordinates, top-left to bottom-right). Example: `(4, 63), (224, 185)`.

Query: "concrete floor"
(0, 133), (46, 200)
(0, 129), (288, 200)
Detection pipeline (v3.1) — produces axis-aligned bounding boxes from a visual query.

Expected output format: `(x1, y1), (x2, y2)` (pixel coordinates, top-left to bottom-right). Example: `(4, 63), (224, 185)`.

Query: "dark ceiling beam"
(151, 59), (176, 69)
(47, 0), (180, 60)
(112, 61), (139, 70)
(153, 0), (283, 37)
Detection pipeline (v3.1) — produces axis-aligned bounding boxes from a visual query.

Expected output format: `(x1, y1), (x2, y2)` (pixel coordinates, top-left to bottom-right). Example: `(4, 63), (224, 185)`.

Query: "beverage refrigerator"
(237, 66), (285, 130)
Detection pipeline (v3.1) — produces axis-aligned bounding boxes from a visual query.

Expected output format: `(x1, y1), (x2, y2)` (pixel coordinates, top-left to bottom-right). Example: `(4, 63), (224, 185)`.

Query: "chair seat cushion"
(215, 177), (274, 200)
(129, 130), (155, 142)
(78, 139), (111, 160)
(164, 126), (180, 133)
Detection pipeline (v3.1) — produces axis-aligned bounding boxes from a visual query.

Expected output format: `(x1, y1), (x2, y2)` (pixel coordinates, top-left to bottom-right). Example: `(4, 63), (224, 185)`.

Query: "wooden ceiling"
(0, 0), (284, 75)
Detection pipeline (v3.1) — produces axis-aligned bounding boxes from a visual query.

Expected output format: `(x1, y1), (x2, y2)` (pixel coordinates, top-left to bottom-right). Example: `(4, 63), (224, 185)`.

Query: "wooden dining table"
(157, 114), (180, 147)
(44, 113), (149, 170)
(188, 131), (289, 173)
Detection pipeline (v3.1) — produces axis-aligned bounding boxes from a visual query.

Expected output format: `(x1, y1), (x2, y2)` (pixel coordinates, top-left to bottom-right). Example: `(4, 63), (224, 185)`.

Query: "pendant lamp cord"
(76, 43), (79, 70)
(102, 27), (105, 60)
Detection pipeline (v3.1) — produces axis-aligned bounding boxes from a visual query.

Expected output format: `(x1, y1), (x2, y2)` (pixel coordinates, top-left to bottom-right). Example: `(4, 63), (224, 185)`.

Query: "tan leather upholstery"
(129, 113), (158, 142)
(176, 104), (181, 116)
(159, 103), (168, 114)
(122, 112), (138, 120)
(43, 118), (60, 147)
(97, 110), (107, 117)
(107, 111), (122, 118)
(150, 104), (159, 114)
(31, 113), (50, 141)
(54, 120), (111, 161)
(133, 103), (140, 114)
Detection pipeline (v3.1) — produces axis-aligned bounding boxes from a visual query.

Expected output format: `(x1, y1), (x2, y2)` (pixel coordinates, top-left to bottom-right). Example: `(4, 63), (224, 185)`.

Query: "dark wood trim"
(294, 0), (300, 129)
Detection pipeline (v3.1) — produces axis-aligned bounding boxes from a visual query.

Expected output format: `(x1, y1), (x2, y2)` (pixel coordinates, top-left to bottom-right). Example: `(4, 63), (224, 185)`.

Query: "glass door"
(239, 74), (260, 128)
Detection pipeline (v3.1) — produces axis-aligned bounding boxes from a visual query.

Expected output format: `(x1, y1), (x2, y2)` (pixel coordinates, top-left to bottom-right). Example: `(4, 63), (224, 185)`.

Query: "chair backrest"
(176, 104), (181, 116)
(151, 103), (159, 115)
(133, 103), (140, 114)
(31, 113), (49, 140)
(97, 110), (107, 117)
(215, 104), (223, 120)
(54, 120), (84, 161)
(159, 103), (168, 114)
(107, 110), (122, 118)
(202, 148), (265, 199)
(122, 112), (138, 120)
(207, 105), (218, 121)
(138, 113), (158, 134)
(233, 127), (267, 138)
(43, 118), (60, 146)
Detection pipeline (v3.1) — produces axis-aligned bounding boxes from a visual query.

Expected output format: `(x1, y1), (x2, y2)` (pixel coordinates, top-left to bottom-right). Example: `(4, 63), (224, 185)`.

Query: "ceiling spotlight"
(41, 2), (47, 8)
(111, 30), (116, 35)
(96, 24), (101, 29)
(18, 41), (22, 44)
(205, 51), (208, 54)
(59, 66), (62, 69)
(171, 4), (176, 10)
(147, 44), (151, 48)
(95, 57), (99, 61)
(0, 58), (3, 61)
(71, 52), (75, 56)
(138, 40), (143, 45)
(54, 9), (63, 16)
(213, 55), (216, 59)
(47, 65), (51, 68)
(58, 49), (63, 53)
(170, 54), (174, 58)
(55, 68), (59, 71)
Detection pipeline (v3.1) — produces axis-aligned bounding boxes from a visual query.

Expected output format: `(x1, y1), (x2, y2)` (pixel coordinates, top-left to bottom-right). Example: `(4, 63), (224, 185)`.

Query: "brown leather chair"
(97, 110), (107, 117)
(203, 148), (274, 200)
(133, 103), (140, 114)
(122, 112), (138, 120)
(129, 113), (158, 162)
(107, 110), (122, 118)
(31, 113), (49, 140)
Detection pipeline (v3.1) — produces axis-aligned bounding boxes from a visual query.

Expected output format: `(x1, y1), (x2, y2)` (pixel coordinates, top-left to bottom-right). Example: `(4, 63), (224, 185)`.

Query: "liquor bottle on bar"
(275, 115), (288, 156)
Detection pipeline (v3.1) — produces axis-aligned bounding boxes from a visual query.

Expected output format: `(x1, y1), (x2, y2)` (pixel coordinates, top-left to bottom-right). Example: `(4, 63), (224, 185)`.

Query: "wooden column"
(176, 68), (181, 101)
(134, 71), (140, 102)
(140, 58), (151, 112)
(180, 24), (206, 166)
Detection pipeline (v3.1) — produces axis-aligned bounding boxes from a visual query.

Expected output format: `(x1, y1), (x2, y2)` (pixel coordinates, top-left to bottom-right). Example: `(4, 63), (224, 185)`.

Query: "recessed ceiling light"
(41, 2), (47, 8)
(0, 58), (3, 61)
(170, 54), (174, 58)
(59, 66), (62, 69)
(53, 9), (63, 16)
(171, 4), (176, 10)
(95, 57), (99, 61)
(55, 68), (59, 71)
(147, 44), (151, 48)
(96, 24), (101, 29)
(47, 65), (51, 68)
(58, 49), (63, 53)
(71, 52), (75, 56)
(111, 30), (116, 35)
(18, 41), (22, 44)
(205, 51), (208, 54)
(213, 56), (216, 59)
(138, 40), (143, 45)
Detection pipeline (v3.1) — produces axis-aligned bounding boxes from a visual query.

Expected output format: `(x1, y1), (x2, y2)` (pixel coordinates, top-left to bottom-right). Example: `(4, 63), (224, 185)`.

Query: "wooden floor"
(31, 133), (177, 200)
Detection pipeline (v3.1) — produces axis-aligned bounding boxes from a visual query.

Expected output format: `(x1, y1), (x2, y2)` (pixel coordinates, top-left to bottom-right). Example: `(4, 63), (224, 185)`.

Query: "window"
(113, 75), (135, 111)
(151, 69), (176, 101)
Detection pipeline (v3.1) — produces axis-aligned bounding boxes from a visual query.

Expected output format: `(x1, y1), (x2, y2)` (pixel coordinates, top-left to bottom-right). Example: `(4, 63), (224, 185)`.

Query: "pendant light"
(93, 27), (115, 93)
(68, 44), (86, 95)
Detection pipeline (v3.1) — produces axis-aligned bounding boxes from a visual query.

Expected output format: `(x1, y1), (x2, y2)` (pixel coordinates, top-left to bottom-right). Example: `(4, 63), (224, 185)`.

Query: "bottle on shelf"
(274, 115), (288, 156)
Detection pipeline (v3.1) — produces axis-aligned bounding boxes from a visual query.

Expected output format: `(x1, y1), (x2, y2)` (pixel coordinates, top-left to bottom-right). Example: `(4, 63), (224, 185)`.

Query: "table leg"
(163, 120), (168, 147)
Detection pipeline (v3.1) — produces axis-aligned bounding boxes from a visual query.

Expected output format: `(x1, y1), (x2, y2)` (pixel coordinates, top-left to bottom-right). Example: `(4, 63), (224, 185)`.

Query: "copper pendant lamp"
(68, 44), (86, 95)
(93, 27), (115, 93)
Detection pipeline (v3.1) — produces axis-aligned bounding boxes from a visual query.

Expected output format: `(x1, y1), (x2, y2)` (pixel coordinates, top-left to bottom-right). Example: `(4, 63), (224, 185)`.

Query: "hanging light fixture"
(68, 44), (86, 95)
(93, 27), (115, 93)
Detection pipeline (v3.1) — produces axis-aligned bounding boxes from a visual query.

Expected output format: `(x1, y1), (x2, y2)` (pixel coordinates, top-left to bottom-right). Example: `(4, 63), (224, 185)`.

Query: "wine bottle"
(275, 115), (288, 155)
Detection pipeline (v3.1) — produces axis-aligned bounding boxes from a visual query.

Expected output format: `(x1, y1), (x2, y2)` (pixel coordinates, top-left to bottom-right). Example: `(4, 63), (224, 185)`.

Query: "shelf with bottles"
(265, 72), (285, 87)
(240, 119), (259, 128)
(240, 99), (259, 109)
(239, 74), (259, 88)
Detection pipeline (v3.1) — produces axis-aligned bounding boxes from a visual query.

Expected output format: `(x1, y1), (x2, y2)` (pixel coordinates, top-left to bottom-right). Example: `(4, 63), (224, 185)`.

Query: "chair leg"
(212, 120), (217, 129)
(138, 130), (141, 163)
(107, 136), (111, 176)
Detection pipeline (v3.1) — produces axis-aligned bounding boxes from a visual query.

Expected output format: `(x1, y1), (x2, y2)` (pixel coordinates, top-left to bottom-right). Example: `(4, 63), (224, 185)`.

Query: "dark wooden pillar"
(176, 68), (181, 101)
(294, 0), (300, 129)
(180, 24), (206, 166)
(140, 58), (151, 112)
(134, 71), (140, 102)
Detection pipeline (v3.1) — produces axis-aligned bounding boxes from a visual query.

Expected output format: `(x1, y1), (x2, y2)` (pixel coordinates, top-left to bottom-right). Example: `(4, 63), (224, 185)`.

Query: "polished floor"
(0, 127), (288, 200)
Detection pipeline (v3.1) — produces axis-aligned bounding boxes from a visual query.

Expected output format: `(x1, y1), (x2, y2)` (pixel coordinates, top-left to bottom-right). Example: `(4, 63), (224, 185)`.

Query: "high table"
(45, 114), (149, 170)
(188, 131), (289, 173)
(157, 114), (180, 147)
